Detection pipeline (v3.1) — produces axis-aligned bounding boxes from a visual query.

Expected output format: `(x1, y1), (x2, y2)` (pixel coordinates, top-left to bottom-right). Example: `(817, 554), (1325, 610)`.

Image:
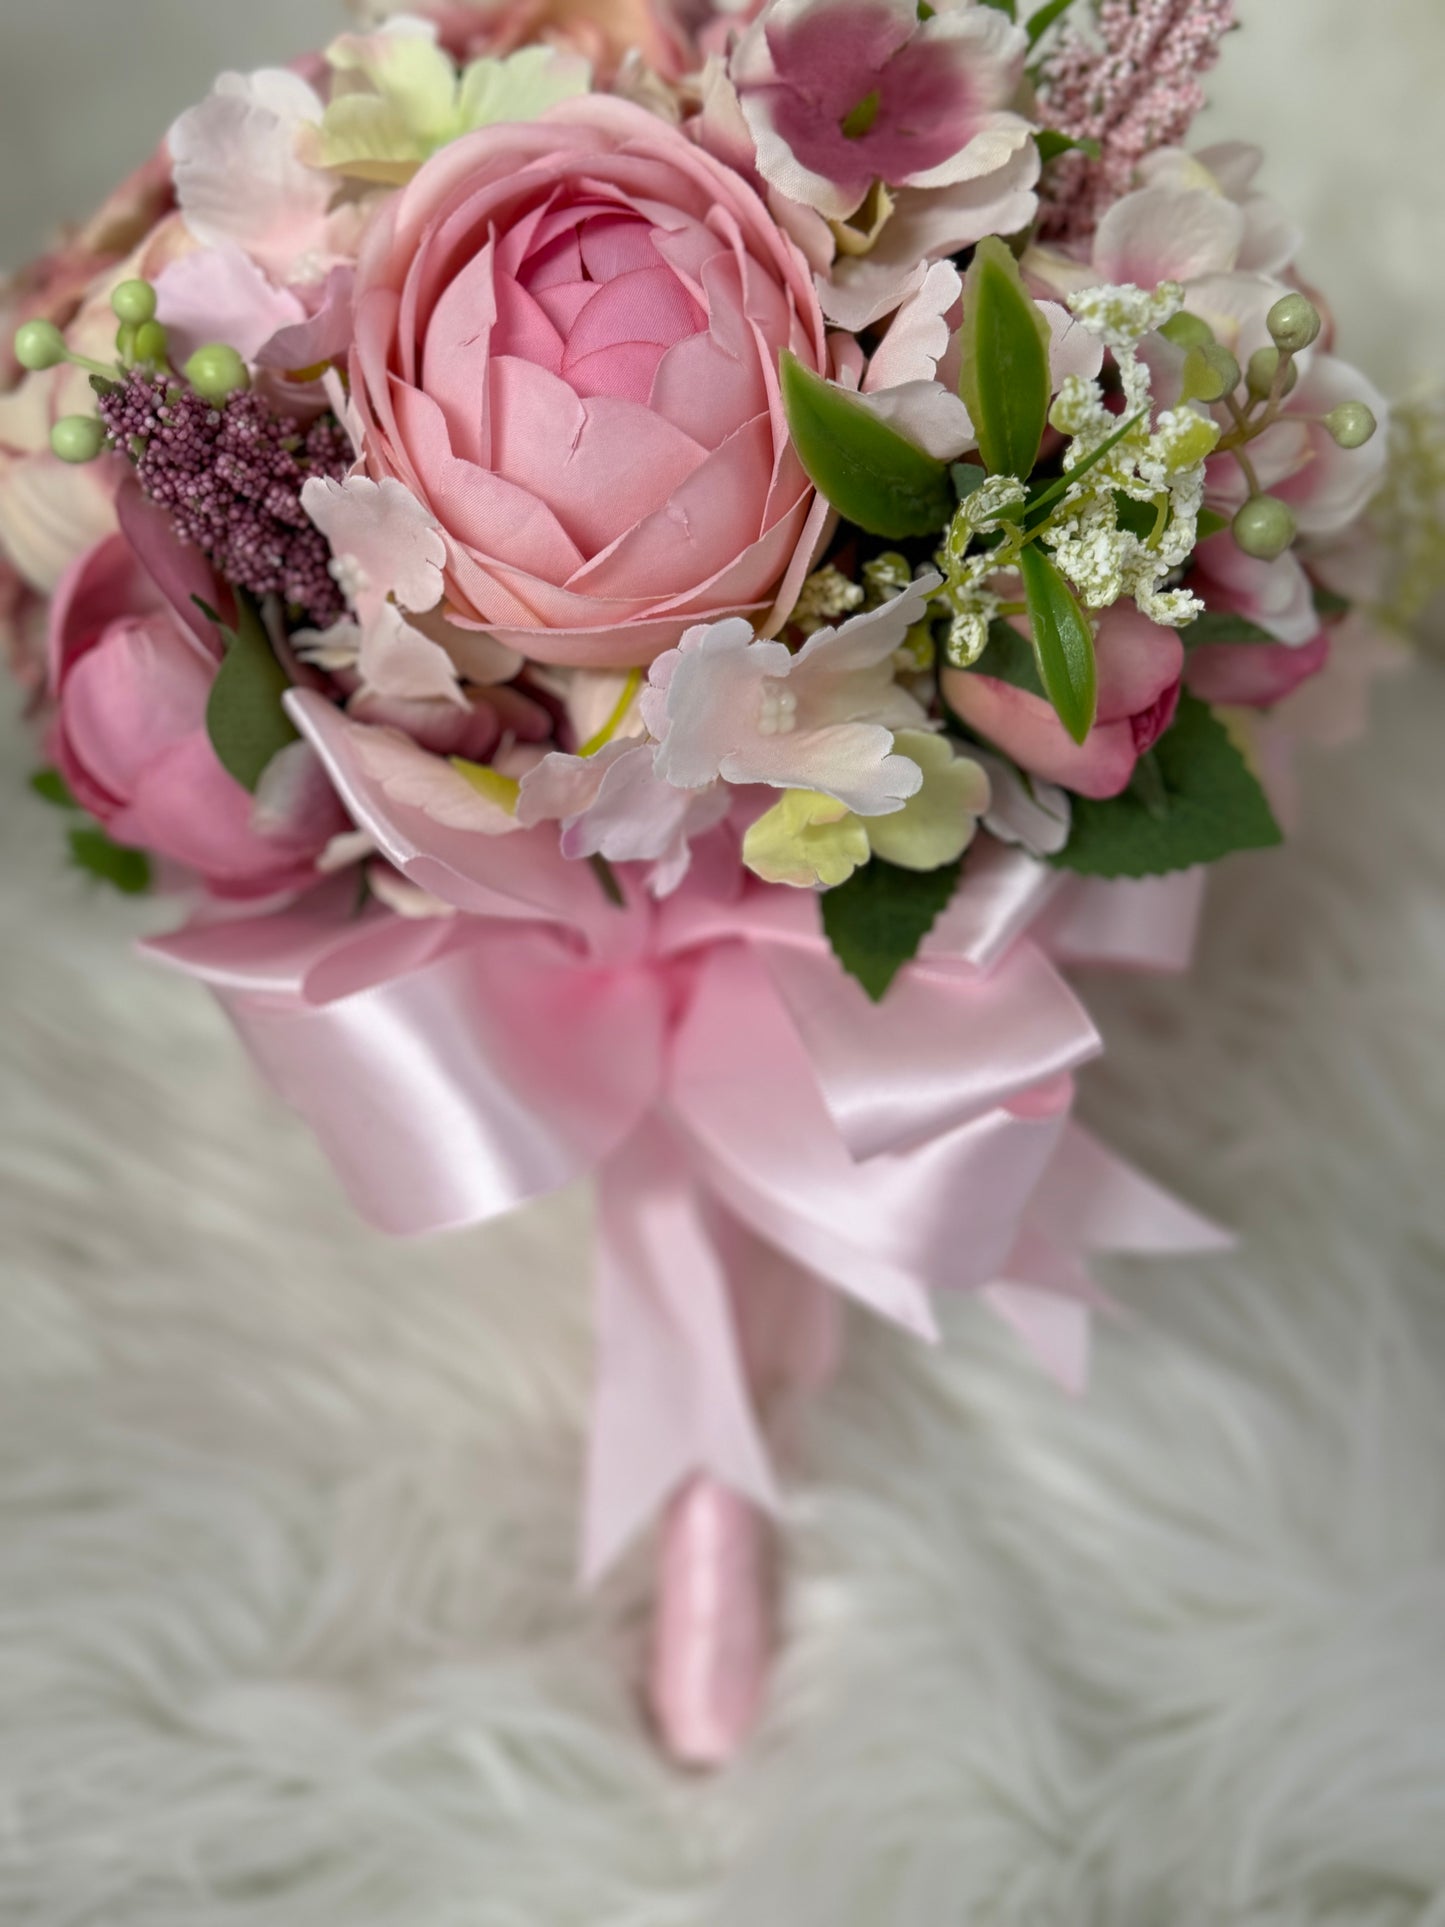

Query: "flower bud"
(1245, 345), (1299, 402)
(132, 320), (170, 368)
(1266, 293), (1321, 353)
(51, 415), (107, 465)
(1159, 311), (1215, 350)
(1232, 494), (1296, 561)
(111, 279), (159, 327)
(14, 319), (68, 372)
(1180, 342), (1241, 405)
(1323, 400), (1377, 449)
(184, 343), (250, 404)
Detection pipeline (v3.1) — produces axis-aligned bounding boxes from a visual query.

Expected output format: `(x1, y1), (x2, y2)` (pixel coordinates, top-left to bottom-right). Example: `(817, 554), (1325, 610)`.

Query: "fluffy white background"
(2, 4), (1444, 1922)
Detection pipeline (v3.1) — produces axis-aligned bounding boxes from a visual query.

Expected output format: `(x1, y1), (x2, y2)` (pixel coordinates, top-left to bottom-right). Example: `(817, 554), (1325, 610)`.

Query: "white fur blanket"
(2, 1), (1444, 1920)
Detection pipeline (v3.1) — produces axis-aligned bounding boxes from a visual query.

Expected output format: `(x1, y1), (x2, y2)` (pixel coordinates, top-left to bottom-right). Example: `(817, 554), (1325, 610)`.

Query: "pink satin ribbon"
(145, 839), (1225, 1754)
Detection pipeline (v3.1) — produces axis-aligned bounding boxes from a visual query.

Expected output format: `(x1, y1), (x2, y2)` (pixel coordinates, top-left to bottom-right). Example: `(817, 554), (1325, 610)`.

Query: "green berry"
(184, 342), (249, 403)
(1323, 401), (1377, 449)
(1245, 346), (1299, 402)
(14, 319), (68, 372)
(1180, 342), (1241, 405)
(1232, 494), (1297, 561)
(50, 415), (107, 465)
(132, 320), (170, 368)
(1267, 293), (1322, 353)
(1159, 311), (1216, 350)
(111, 279), (158, 326)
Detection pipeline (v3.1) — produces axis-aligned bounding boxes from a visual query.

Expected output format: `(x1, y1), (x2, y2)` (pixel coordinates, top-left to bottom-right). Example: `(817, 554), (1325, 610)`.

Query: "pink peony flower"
(348, 95), (831, 668)
(942, 603), (1183, 799)
(48, 528), (346, 898)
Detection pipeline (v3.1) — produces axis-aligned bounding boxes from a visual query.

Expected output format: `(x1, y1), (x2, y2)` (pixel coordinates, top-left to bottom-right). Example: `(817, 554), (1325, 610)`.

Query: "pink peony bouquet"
(2, 0), (1395, 1763)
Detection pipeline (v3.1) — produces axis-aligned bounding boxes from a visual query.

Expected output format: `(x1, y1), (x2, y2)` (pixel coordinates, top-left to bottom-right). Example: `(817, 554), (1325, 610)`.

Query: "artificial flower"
(300, 16), (590, 186)
(348, 95), (831, 666)
(167, 70), (351, 287)
(729, 0), (1034, 227)
(48, 533), (345, 895)
(863, 730), (989, 870)
(943, 604), (1184, 800)
(641, 575), (936, 814)
(741, 787), (871, 887)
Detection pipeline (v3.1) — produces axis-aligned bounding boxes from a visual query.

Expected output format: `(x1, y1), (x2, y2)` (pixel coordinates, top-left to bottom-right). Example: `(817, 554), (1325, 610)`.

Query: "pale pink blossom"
(301, 475), (447, 618)
(1187, 531), (1317, 647)
(1136, 143), (1300, 276)
(168, 71), (354, 287)
(640, 574), (935, 815)
(518, 737), (731, 894)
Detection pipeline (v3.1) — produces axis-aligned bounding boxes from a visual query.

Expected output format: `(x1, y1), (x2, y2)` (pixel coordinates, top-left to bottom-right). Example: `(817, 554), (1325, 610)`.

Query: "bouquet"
(1, 0), (1394, 1765)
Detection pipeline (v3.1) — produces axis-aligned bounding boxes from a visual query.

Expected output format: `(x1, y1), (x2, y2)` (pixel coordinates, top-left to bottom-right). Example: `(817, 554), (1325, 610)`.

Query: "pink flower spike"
(301, 476), (447, 618)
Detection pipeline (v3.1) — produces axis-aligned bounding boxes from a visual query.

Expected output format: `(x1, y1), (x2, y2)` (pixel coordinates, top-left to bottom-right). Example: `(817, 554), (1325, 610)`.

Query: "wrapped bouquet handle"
(3, 0), (1398, 1763)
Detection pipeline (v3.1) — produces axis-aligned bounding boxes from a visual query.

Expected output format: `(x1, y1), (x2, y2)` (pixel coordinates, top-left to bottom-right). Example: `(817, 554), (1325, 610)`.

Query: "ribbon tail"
(1029, 1123), (1235, 1257)
(982, 1284), (1094, 1395)
(583, 1119), (778, 1586)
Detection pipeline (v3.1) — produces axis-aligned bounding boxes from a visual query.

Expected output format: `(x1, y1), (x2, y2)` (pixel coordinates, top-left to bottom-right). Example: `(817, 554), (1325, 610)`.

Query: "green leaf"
(30, 768), (77, 809)
(1178, 609), (1278, 647)
(977, 0), (1017, 15)
(974, 617), (1046, 697)
(68, 826), (152, 895)
(1312, 582), (1351, 618)
(1051, 691), (1282, 878)
(952, 460), (989, 502)
(1026, 0), (1081, 47)
(779, 350), (954, 539)
(204, 595), (299, 793)
(821, 855), (964, 1001)
(1035, 127), (1101, 165)
(1195, 507), (1230, 540)
(1018, 543), (1097, 745)
(956, 237), (1052, 481)
(1113, 490), (1163, 541)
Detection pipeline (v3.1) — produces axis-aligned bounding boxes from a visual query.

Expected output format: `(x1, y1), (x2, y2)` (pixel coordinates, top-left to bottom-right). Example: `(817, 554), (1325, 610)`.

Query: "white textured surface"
(3, 4), (1445, 1922)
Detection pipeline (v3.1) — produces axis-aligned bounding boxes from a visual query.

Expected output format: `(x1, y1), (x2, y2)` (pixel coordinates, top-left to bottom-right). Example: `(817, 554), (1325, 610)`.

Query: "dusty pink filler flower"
(1036, 0), (1237, 243)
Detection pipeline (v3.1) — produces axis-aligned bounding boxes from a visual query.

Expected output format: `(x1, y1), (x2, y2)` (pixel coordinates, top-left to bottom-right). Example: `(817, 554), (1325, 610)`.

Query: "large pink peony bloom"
(49, 522), (345, 898)
(348, 96), (830, 668)
(943, 604), (1183, 800)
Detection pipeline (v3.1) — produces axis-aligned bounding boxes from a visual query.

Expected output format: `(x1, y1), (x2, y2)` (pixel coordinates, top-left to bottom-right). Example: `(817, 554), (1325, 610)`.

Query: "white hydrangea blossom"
(936, 278), (1221, 660)
(1042, 280), (1218, 625)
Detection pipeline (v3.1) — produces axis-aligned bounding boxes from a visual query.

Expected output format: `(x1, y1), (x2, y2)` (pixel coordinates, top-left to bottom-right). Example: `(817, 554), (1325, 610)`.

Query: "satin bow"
(147, 691), (1225, 1576)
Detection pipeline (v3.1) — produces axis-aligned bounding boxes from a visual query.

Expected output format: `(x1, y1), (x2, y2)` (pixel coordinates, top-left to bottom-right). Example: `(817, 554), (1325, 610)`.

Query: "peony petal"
(489, 355), (710, 557)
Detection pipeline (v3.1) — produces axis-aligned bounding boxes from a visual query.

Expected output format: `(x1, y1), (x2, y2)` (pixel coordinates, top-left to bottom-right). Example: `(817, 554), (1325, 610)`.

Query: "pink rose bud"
(48, 534), (345, 898)
(943, 603), (1184, 800)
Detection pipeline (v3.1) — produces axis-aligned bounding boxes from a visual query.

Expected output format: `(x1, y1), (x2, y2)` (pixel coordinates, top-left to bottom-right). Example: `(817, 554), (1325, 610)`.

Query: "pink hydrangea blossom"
(641, 574), (935, 814)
